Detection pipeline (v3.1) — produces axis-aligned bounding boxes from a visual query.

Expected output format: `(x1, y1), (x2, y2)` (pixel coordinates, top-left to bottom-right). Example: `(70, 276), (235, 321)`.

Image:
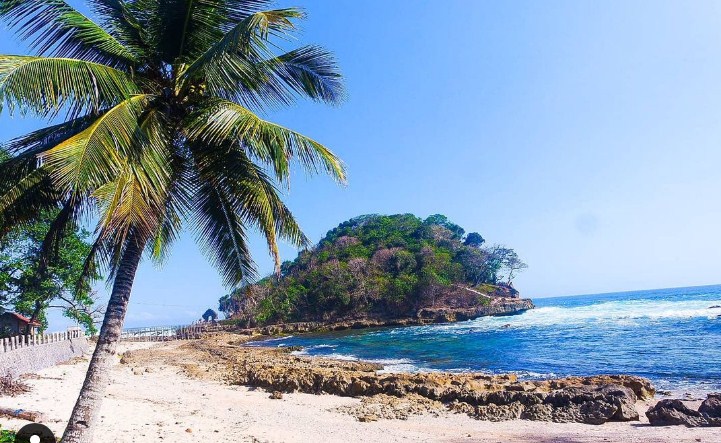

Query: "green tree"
(463, 232), (485, 248)
(0, 2), (345, 442)
(0, 150), (99, 334)
(485, 245), (527, 284)
(0, 210), (100, 334)
(424, 214), (465, 240)
(455, 247), (491, 286)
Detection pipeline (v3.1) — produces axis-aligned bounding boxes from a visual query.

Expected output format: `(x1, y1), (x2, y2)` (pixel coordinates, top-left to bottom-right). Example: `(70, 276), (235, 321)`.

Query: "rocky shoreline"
(149, 334), (652, 425)
(225, 297), (535, 336)
(118, 333), (721, 429)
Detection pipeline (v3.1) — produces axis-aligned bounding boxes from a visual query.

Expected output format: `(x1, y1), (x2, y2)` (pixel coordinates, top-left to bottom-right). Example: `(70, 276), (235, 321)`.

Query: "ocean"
(250, 284), (721, 397)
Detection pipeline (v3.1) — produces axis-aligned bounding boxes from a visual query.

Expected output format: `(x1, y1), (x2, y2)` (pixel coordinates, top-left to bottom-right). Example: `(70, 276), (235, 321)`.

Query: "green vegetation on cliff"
(219, 214), (527, 326)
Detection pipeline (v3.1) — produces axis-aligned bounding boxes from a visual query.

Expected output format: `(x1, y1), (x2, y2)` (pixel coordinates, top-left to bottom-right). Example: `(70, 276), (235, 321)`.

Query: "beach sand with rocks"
(0, 338), (717, 443)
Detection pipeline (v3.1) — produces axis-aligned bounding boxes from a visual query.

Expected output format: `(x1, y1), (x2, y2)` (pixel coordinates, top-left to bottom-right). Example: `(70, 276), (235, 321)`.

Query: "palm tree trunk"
(61, 236), (145, 443)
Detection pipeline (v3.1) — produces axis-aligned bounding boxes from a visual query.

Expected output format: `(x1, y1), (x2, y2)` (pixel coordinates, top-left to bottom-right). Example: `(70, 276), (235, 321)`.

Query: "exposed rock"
(269, 391), (283, 400)
(699, 394), (721, 418)
(119, 351), (132, 365)
(476, 403), (524, 421)
(416, 299), (535, 323)
(543, 374), (655, 400)
(186, 335), (652, 425)
(647, 397), (721, 427)
(357, 414), (378, 422)
(337, 394), (444, 421)
(708, 305), (721, 309)
(647, 400), (707, 426)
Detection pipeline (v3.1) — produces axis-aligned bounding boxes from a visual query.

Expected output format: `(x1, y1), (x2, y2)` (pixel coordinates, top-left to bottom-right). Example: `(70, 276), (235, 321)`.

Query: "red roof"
(4, 312), (41, 327)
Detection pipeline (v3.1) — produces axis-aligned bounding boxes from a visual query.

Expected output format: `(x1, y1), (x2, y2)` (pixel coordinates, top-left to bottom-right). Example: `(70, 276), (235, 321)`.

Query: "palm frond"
(137, 0), (274, 63)
(0, 55), (140, 117)
(185, 99), (346, 184)
(180, 8), (305, 108)
(35, 196), (90, 273)
(39, 94), (155, 193)
(0, 168), (47, 214)
(1, 114), (97, 155)
(0, 115), (96, 235)
(148, 150), (193, 266)
(87, 102), (173, 271)
(89, 0), (149, 58)
(0, 147), (63, 237)
(92, 164), (167, 251)
(190, 177), (257, 286)
(190, 141), (308, 275)
(193, 0), (274, 30)
(260, 45), (345, 105)
(0, 0), (138, 67)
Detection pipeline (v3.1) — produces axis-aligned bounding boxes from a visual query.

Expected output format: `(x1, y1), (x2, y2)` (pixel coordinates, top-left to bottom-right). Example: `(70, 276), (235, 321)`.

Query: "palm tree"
(0, 1), (345, 442)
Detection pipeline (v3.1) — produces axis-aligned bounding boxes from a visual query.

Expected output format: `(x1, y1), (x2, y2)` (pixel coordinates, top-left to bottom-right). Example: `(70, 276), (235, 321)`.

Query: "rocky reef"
(646, 394), (721, 426)
(187, 334), (653, 425)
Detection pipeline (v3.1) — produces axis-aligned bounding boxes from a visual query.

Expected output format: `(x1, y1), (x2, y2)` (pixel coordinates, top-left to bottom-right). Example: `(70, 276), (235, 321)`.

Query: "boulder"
(542, 385), (638, 424)
(647, 399), (707, 426)
(646, 398), (721, 427)
(699, 393), (721, 418)
(475, 403), (523, 421)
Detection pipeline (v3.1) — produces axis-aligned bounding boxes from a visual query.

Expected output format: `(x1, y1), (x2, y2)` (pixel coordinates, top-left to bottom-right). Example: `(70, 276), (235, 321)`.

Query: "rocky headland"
(228, 295), (534, 336)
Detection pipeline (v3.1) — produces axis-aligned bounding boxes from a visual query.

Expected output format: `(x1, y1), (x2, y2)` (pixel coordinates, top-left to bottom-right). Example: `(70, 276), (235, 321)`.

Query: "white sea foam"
(259, 335), (294, 345)
(289, 348), (420, 372)
(416, 298), (721, 335)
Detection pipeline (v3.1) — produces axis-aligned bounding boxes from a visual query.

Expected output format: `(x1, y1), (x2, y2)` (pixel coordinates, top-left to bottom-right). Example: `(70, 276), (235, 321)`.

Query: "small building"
(0, 312), (41, 336)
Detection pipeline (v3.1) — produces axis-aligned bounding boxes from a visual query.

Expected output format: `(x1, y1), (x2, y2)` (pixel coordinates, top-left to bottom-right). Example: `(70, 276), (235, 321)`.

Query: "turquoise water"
(251, 285), (721, 396)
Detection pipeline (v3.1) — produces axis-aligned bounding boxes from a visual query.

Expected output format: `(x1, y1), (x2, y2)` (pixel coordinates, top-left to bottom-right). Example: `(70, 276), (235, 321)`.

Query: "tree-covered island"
(220, 213), (533, 328)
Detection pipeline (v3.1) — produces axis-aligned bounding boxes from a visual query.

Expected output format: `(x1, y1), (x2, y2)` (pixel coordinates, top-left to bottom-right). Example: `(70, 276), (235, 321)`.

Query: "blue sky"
(2, 1), (721, 328)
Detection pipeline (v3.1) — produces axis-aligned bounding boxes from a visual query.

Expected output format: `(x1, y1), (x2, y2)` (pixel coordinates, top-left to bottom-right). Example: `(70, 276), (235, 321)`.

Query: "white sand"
(1, 341), (718, 442)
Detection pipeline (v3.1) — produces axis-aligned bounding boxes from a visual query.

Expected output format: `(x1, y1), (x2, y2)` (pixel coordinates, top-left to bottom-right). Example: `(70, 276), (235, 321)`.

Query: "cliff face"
(417, 297), (535, 323)
(220, 213), (533, 329)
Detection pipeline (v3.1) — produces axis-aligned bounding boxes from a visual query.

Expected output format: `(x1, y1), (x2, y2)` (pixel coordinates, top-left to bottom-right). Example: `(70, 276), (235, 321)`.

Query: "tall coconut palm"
(0, 1), (345, 441)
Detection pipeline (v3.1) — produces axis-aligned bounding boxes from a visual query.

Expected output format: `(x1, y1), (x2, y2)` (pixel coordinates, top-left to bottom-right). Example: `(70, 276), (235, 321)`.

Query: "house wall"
(0, 316), (22, 334)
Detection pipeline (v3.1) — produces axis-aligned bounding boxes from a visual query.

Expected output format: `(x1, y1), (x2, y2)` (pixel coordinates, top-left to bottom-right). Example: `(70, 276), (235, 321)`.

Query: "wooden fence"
(120, 322), (222, 342)
(1, 329), (85, 353)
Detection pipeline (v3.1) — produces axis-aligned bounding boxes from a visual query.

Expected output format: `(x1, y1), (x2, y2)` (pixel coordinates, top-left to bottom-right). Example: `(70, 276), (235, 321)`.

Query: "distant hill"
(219, 214), (531, 327)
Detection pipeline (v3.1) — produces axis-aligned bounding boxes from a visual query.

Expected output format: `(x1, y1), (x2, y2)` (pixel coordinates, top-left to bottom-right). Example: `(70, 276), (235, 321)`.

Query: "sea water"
(250, 285), (721, 397)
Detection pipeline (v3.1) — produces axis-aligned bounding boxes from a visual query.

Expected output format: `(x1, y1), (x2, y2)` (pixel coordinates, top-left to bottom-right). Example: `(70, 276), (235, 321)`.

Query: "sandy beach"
(0, 339), (717, 443)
